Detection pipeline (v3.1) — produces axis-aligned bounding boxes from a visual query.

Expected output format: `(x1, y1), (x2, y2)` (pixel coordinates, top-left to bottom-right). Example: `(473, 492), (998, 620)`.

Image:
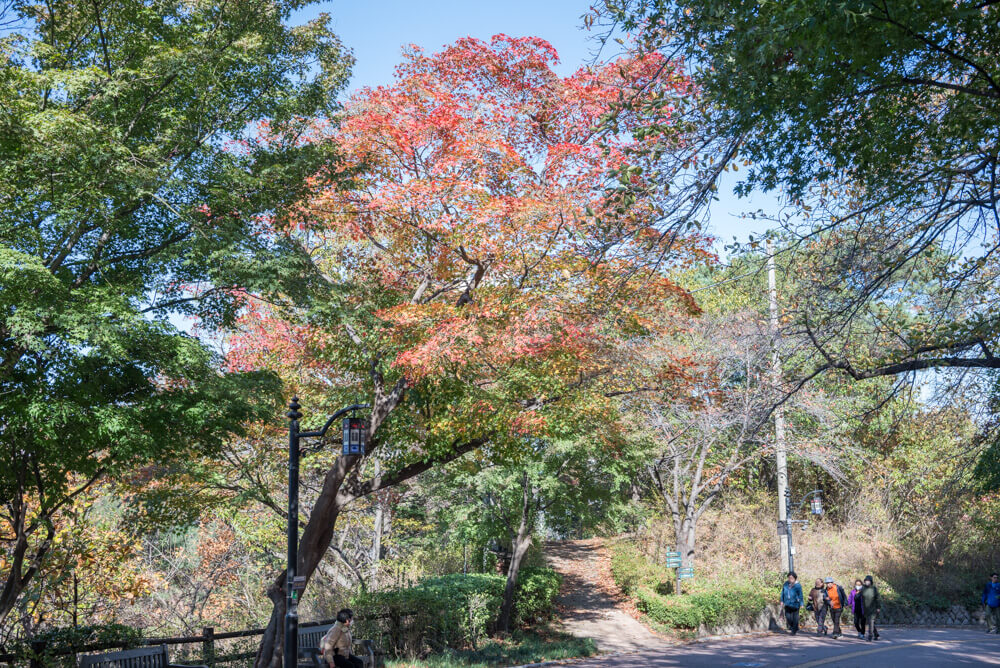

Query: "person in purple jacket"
(847, 578), (865, 639)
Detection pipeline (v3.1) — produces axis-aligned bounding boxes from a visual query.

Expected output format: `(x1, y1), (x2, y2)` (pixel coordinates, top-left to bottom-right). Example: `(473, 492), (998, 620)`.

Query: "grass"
(384, 631), (597, 667)
(620, 492), (990, 626)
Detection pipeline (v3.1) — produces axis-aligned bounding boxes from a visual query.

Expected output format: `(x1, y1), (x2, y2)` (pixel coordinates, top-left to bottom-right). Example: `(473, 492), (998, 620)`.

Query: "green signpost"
(666, 551), (692, 593)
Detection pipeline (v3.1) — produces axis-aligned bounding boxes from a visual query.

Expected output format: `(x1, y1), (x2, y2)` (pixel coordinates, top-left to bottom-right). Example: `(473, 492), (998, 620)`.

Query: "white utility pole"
(370, 458), (383, 588)
(767, 239), (790, 573)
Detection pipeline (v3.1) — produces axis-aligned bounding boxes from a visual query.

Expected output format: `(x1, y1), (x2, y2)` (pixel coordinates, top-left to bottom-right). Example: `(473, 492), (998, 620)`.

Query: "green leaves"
(0, 0), (352, 621)
(606, 0), (1000, 382)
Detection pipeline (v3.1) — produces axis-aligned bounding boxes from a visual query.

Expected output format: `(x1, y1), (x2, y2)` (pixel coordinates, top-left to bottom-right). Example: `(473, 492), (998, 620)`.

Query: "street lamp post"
(783, 488), (823, 574)
(285, 398), (369, 668)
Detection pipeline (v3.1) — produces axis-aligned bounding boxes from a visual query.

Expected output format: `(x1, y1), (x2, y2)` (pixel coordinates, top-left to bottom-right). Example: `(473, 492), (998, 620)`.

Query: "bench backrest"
(79, 644), (168, 668)
(298, 623), (334, 653)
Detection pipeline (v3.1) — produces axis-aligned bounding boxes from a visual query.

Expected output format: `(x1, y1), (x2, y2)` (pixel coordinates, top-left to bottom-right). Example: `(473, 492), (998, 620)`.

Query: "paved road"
(568, 628), (1000, 667)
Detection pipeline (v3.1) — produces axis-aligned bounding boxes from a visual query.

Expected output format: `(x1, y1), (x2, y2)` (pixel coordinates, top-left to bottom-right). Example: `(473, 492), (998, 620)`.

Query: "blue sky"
(289, 0), (777, 249)
(292, 0), (599, 90)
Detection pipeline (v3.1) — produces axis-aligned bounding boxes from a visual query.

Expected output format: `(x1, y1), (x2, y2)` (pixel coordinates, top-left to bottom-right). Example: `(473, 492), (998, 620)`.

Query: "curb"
(508, 651), (631, 668)
(693, 629), (776, 643)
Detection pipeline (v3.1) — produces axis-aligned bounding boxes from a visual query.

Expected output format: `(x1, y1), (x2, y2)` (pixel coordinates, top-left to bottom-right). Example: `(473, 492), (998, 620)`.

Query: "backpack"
(827, 583), (844, 609)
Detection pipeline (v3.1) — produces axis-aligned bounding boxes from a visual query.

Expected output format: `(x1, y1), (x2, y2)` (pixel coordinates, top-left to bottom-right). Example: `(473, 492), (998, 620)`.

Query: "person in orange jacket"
(824, 577), (847, 638)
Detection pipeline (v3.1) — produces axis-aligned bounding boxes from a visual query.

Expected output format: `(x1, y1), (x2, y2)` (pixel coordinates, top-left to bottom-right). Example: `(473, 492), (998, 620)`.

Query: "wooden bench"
(79, 644), (208, 668)
(297, 623), (376, 668)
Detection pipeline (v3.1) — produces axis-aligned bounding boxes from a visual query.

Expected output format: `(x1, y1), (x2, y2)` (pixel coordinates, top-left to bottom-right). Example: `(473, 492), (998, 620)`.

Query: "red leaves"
(227, 34), (709, 433)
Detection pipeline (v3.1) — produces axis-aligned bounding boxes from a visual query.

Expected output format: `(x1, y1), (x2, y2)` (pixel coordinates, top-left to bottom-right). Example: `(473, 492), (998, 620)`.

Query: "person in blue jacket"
(984, 572), (1000, 634)
(780, 571), (804, 635)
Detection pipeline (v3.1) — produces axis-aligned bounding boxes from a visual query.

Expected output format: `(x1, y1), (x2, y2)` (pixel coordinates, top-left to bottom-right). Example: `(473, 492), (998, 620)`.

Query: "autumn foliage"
(229, 35), (706, 450)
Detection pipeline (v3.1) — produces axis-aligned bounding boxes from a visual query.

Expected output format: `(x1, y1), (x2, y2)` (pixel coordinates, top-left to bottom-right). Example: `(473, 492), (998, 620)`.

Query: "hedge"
(10, 624), (143, 668)
(610, 541), (669, 597)
(352, 568), (562, 656)
(634, 588), (702, 628)
(610, 542), (772, 630)
(631, 583), (771, 630)
(513, 567), (562, 624)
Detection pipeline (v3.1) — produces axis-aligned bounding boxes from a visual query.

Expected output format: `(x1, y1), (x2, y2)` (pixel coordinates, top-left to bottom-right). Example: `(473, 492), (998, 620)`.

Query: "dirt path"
(545, 539), (672, 654)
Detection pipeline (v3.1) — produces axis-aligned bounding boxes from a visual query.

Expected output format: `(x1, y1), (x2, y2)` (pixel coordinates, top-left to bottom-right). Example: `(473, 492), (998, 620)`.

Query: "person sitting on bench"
(320, 608), (363, 668)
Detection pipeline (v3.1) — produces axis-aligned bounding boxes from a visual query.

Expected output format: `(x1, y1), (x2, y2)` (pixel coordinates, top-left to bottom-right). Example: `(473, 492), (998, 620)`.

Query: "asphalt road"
(567, 628), (1000, 667)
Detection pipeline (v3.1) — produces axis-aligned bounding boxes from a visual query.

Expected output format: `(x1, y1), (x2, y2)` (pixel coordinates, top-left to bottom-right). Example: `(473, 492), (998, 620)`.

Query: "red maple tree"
(235, 35), (708, 665)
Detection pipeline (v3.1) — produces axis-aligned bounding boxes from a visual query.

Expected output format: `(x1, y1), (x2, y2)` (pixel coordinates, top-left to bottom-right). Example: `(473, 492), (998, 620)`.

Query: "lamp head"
(810, 492), (823, 516)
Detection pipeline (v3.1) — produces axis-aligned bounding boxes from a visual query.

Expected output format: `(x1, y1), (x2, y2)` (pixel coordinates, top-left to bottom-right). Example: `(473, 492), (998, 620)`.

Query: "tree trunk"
(676, 513), (697, 568)
(497, 472), (533, 634)
(253, 457), (354, 668)
(0, 506), (53, 629)
(0, 579), (24, 628)
(369, 458), (384, 589)
(253, 420), (486, 666)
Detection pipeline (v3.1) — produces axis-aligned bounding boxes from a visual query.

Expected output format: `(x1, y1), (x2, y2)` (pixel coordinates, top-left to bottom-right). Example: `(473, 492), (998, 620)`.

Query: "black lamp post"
(783, 488), (823, 574)
(285, 398), (369, 668)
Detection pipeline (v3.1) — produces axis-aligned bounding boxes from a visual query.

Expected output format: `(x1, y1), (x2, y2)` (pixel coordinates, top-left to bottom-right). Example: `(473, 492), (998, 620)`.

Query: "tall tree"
(0, 0), (352, 627)
(597, 0), (1000, 379)
(630, 308), (841, 568)
(228, 35), (710, 666)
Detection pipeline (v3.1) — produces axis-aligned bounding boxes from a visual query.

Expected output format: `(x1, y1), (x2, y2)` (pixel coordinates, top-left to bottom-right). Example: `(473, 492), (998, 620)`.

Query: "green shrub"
(610, 542), (670, 596)
(611, 541), (774, 631)
(353, 568), (562, 657)
(635, 588), (702, 629)
(633, 584), (771, 630)
(689, 585), (771, 627)
(353, 573), (503, 655)
(513, 567), (562, 624)
(610, 542), (643, 596)
(14, 624), (143, 668)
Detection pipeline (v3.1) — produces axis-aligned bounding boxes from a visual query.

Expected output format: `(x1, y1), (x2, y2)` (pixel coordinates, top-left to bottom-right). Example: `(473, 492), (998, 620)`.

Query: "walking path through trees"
(543, 541), (998, 667)
(544, 539), (672, 653)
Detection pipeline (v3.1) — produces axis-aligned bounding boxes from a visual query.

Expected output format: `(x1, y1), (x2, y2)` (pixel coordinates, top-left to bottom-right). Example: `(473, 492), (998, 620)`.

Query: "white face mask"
(856, 585), (862, 590)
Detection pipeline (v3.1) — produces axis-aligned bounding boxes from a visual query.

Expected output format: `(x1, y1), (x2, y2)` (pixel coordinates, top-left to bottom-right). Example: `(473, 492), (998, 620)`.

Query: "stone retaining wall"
(698, 603), (988, 638)
(880, 605), (987, 626)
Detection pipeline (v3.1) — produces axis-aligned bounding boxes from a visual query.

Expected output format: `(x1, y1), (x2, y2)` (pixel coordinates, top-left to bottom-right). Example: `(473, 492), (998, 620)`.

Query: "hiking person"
(825, 577), (847, 638)
(809, 578), (829, 635)
(780, 571), (804, 635)
(983, 572), (1000, 634)
(860, 575), (881, 641)
(321, 608), (363, 668)
(847, 578), (866, 639)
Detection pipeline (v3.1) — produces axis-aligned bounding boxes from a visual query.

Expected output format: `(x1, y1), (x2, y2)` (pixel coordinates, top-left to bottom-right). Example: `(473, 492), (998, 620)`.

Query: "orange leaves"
(305, 34), (694, 286)
(382, 297), (595, 383)
(223, 33), (711, 451)
(225, 305), (315, 374)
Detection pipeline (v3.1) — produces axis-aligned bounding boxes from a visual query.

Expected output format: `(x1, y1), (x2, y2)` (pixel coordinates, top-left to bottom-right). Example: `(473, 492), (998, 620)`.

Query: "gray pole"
(370, 458), (383, 587)
(768, 240), (790, 573)
(785, 489), (795, 574)
(285, 398), (302, 668)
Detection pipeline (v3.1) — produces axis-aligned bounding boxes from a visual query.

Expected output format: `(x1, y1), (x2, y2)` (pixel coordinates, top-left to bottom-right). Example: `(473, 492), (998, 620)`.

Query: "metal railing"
(0, 618), (340, 667)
